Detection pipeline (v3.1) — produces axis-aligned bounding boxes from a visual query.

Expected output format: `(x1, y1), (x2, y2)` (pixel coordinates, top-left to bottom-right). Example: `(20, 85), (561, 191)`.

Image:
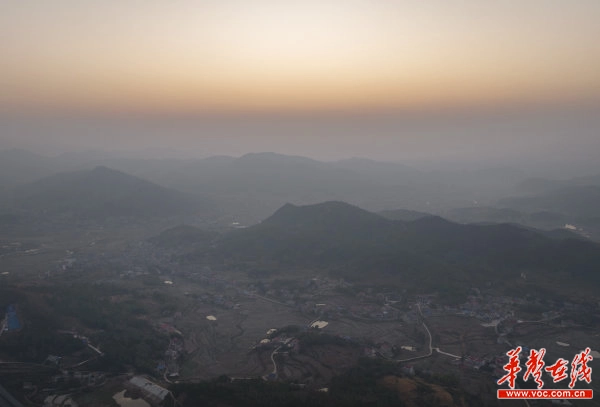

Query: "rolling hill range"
(0, 149), (67, 187)
(4, 166), (214, 219)
(0, 149), (540, 225)
(4, 149), (600, 231)
(495, 186), (600, 240)
(499, 185), (600, 218)
(210, 201), (600, 295)
(378, 208), (434, 222)
(142, 153), (534, 224)
(140, 152), (414, 223)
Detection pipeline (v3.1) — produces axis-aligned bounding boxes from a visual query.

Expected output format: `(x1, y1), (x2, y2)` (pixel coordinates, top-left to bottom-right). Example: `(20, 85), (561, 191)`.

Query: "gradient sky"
(1, 1), (600, 163)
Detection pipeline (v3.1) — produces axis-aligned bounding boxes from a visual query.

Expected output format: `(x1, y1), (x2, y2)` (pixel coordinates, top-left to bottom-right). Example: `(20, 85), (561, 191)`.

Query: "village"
(1, 234), (599, 407)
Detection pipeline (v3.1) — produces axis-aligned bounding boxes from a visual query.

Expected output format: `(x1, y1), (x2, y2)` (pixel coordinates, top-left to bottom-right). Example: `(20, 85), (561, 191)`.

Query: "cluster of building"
(363, 341), (419, 360)
(297, 302), (347, 319)
(244, 277), (354, 307)
(50, 371), (105, 387)
(127, 376), (170, 405)
(193, 292), (238, 310)
(414, 291), (579, 326)
(43, 394), (78, 407)
(254, 330), (301, 352)
(158, 337), (184, 378)
(348, 303), (399, 320)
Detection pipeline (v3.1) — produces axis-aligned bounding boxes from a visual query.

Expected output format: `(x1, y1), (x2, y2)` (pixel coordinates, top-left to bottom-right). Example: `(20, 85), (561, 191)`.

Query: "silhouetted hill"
(514, 177), (566, 195)
(535, 228), (586, 241)
(499, 186), (600, 218)
(515, 173), (600, 195)
(142, 152), (390, 223)
(378, 209), (433, 222)
(213, 202), (600, 291)
(443, 206), (524, 224)
(0, 149), (66, 187)
(0, 150), (540, 225)
(264, 201), (390, 230)
(10, 166), (212, 219)
(333, 158), (421, 185)
(215, 202), (404, 270)
(120, 152), (530, 223)
(437, 206), (600, 241)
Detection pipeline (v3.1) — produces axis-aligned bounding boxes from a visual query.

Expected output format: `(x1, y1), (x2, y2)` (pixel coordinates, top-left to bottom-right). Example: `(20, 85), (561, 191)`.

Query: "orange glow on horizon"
(1, 1), (600, 115)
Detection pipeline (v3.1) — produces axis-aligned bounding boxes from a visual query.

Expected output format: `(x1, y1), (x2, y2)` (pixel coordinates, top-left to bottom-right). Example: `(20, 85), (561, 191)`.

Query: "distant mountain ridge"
(264, 201), (392, 230)
(8, 166), (212, 219)
(4, 149), (600, 231)
(0, 149), (66, 187)
(499, 185), (600, 218)
(0, 149), (541, 224)
(378, 208), (433, 222)
(213, 201), (600, 293)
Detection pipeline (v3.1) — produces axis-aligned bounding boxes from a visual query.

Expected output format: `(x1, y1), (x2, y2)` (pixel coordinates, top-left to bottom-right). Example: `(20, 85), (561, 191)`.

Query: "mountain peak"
(91, 165), (115, 172)
(13, 166), (211, 218)
(262, 201), (389, 230)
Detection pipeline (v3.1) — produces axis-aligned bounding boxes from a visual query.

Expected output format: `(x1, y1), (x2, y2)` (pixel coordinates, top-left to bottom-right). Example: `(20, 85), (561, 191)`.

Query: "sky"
(1, 1), (600, 165)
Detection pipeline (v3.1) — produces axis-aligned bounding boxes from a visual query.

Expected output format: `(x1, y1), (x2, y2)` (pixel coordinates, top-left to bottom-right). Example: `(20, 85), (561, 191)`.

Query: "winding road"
(395, 303), (460, 362)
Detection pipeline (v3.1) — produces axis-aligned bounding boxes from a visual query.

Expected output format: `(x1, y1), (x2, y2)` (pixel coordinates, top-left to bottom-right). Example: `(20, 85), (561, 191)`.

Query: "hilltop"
(212, 201), (600, 294)
(8, 166), (212, 219)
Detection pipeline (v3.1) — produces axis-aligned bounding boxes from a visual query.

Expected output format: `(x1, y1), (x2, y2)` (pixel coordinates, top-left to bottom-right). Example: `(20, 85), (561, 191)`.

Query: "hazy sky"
(1, 1), (599, 163)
